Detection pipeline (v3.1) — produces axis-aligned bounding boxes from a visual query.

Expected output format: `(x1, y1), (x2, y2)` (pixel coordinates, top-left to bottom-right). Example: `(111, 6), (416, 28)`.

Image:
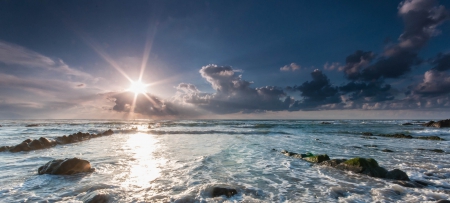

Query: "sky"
(1, 0), (450, 119)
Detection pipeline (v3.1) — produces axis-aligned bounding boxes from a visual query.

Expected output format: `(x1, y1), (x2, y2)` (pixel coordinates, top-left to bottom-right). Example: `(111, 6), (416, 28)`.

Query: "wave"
(146, 130), (291, 135)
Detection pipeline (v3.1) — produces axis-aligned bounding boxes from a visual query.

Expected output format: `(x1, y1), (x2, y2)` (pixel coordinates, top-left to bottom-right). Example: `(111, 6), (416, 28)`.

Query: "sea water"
(0, 119), (449, 202)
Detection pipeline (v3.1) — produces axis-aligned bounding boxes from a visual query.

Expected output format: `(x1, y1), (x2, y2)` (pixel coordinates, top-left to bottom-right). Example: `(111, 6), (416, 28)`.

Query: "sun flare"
(128, 80), (148, 94)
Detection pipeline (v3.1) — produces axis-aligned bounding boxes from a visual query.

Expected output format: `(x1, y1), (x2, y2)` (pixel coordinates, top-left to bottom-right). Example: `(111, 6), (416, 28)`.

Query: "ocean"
(0, 119), (449, 202)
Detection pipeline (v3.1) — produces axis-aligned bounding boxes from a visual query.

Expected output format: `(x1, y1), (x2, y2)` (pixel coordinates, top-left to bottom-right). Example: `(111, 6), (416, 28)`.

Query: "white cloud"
(280, 63), (301, 72)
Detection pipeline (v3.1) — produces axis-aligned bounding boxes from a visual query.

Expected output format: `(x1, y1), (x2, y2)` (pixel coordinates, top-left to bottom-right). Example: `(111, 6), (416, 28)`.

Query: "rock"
(417, 136), (445, 141)
(361, 136), (377, 139)
(382, 149), (394, 152)
(430, 149), (445, 153)
(9, 141), (31, 152)
(38, 137), (54, 147)
(81, 191), (110, 203)
(422, 119), (450, 128)
(386, 169), (410, 181)
(25, 124), (39, 127)
(303, 154), (330, 163)
(0, 146), (10, 152)
(378, 133), (413, 139)
(336, 157), (379, 173)
(212, 187), (237, 198)
(402, 123), (413, 125)
(436, 200), (450, 203)
(363, 145), (378, 148)
(38, 158), (93, 175)
(28, 139), (44, 150)
(318, 159), (347, 167)
(393, 180), (426, 188)
(56, 135), (70, 144)
(102, 129), (114, 136)
(321, 122), (332, 124)
(362, 132), (373, 136)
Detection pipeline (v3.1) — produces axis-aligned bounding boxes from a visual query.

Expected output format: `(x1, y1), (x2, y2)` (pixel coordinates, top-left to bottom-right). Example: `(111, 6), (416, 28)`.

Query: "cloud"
(323, 62), (341, 71)
(110, 92), (182, 117)
(288, 69), (340, 109)
(339, 81), (395, 102)
(280, 63), (301, 72)
(409, 69), (450, 97)
(340, 50), (375, 80)
(431, 52), (450, 72)
(0, 41), (92, 79)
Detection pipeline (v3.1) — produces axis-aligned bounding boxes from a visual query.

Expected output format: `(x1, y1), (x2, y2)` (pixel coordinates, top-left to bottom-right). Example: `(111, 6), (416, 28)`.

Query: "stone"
(303, 154), (330, 163)
(430, 149), (445, 153)
(0, 146), (10, 152)
(9, 141), (31, 153)
(393, 180), (425, 188)
(38, 158), (93, 175)
(336, 157), (380, 173)
(402, 123), (413, 125)
(417, 136), (445, 141)
(436, 200), (450, 203)
(382, 149), (394, 152)
(362, 132), (373, 136)
(102, 129), (114, 136)
(38, 137), (54, 147)
(212, 187), (237, 198)
(378, 133), (413, 139)
(81, 191), (110, 203)
(386, 169), (410, 181)
(28, 139), (44, 150)
(25, 124), (39, 127)
(318, 159), (347, 167)
(422, 119), (450, 128)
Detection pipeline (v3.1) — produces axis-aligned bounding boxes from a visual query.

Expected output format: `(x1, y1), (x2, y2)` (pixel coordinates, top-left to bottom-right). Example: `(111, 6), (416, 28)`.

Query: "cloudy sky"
(1, 0), (450, 119)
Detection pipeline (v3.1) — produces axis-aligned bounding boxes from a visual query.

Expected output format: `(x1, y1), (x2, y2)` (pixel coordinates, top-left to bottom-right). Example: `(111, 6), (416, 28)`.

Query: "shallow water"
(0, 119), (449, 202)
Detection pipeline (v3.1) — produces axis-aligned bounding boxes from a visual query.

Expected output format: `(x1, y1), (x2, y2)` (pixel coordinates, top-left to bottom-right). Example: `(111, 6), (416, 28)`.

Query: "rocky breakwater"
(0, 129), (114, 153)
(422, 119), (450, 128)
(38, 157), (94, 175)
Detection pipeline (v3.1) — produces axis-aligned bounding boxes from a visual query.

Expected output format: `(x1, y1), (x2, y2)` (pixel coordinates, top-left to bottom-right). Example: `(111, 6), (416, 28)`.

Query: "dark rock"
(417, 136), (445, 141)
(303, 154), (330, 163)
(422, 119), (450, 128)
(436, 200), (450, 203)
(361, 136), (377, 139)
(382, 149), (394, 152)
(378, 133), (413, 139)
(23, 139), (32, 144)
(352, 146), (362, 149)
(9, 141), (31, 152)
(362, 132), (373, 136)
(28, 139), (44, 150)
(430, 149), (445, 153)
(81, 191), (110, 203)
(25, 124), (39, 127)
(386, 169), (410, 181)
(363, 145), (378, 148)
(321, 122), (332, 124)
(0, 146), (10, 152)
(38, 137), (54, 147)
(56, 135), (70, 144)
(402, 123), (413, 125)
(212, 187), (237, 198)
(393, 180), (426, 188)
(38, 158), (93, 175)
(318, 159), (347, 167)
(102, 129), (114, 136)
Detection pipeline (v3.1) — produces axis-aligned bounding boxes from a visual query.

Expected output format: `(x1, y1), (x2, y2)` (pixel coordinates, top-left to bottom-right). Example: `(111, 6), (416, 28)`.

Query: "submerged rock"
(393, 180), (426, 188)
(436, 200), (450, 203)
(430, 149), (445, 153)
(378, 133), (413, 139)
(386, 169), (410, 181)
(362, 132), (373, 136)
(81, 191), (110, 203)
(417, 136), (445, 141)
(321, 122), (332, 124)
(212, 187), (237, 198)
(318, 159), (347, 167)
(382, 149), (393, 152)
(402, 122), (413, 125)
(38, 158), (93, 175)
(25, 124), (39, 127)
(303, 154), (330, 163)
(336, 157), (388, 178)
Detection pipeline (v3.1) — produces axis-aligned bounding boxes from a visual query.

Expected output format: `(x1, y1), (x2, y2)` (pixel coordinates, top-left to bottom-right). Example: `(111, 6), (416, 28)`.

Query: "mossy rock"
(303, 154), (330, 163)
(343, 157), (379, 168)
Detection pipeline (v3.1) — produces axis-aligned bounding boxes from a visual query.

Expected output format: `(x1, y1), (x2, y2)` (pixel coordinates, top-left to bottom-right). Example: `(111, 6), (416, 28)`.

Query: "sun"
(128, 80), (148, 94)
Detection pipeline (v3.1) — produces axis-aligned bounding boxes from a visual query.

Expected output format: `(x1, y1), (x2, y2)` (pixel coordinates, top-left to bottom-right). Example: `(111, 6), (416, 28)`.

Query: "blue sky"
(1, 0), (450, 119)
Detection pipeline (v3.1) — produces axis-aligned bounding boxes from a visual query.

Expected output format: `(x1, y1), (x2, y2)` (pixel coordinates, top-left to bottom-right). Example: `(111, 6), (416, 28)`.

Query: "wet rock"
(102, 129), (114, 136)
(386, 169), (410, 181)
(378, 133), (413, 139)
(361, 136), (377, 139)
(38, 158), (93, 175)
(436, 200), (450, 203)
(362, 132), (373, 136)
(422, 119), (450, 128)
(212, 187), (237, 198)
(38, 137), (54, 147)
(25, 124), (39, 127)
(336, 157), (387, 178)
(393, 180), (426, 188)
(0, 146), (10, 152)
(318, 159), (347, 167)
(321, 122), (332, 124)
(430, 149), (445, 153)
(28, 139), (44, 150)
(303, 154), (330, 163)
(81, 191), (110, 203)
(9, 141), (31, 152)
(363, 145), (378, 148)
(382, 149), (394, 152)
(402, 122), (413, 125)
(56, 135), (70, 144)
(417, 136), (445, 141)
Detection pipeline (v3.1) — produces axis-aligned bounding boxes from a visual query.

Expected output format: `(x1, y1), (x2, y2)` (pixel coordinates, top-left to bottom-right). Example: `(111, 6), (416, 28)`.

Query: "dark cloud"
(431, 52), (450, 72)
(409, 70), (450, 97)
(288, 69), (340, 109)
(360, 51), (420, 81)
(340, 81), (394, 102)
(110, 92), (181, 117)
(340, 50), (375, 80)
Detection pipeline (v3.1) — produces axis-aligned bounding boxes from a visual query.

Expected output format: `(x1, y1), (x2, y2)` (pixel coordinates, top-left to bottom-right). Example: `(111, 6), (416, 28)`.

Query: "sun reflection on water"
(122, 133), (165, 190)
